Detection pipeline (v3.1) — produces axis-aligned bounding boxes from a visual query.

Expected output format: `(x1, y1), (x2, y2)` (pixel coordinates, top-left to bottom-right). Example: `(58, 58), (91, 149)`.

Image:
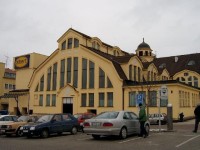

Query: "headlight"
(20, 127), (23, 130)
(7, 125), (12, 129)
(30, 127), (35, 130)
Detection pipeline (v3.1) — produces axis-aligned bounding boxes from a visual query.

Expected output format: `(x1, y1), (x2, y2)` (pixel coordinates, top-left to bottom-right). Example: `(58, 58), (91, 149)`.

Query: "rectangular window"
(61, 40), (66, 50)
(134, 66), (137, 81)
(82, 58), (87, 89)
(73, 57), (78, 88)
(52, 94), (56, 106)
(129, 65), (132, 80)
(60, 59), (65, 88)
(67, 58), (71, 83)
(47, 67), (52, 91)
(39, 94), (43, 106)
(129, 92), (136, 106)
(89, 93), (94, 107)
(53, 63), (57, 90)
(5, 84), (8, 89)
(99, 93), (104, 107)
(67, 38), (73, 49)
(138, 67), (141, 82)
(40, 75), (44, 91)
(149, 91), (157, 106)
(107, 92), (113, 107)
(89, 61), (94, 88)
(46, 94), (50, 106)
(74, 38), (79, 48)
(99, 68), (105, 88)
(81, 93), (87, 107)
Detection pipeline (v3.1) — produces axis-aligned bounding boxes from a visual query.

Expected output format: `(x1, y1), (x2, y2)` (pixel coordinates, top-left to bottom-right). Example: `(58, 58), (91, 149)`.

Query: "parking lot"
(0, 120), (200, 150)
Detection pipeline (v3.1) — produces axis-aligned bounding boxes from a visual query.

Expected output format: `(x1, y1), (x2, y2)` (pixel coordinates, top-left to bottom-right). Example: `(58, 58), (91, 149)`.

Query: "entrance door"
(63, 97), (73, 114)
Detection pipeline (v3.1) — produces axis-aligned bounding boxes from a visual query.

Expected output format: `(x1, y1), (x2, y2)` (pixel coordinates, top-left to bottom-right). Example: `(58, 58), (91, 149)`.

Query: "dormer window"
(61, 40), (66, 50)
(159, 63), (166, 68)
(92, 42), (100, 50)
(187, 60), (195, 66)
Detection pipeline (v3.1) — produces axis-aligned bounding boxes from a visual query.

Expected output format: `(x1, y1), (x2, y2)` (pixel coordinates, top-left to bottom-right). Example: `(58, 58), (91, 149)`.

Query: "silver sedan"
(84, 111), (150, 139)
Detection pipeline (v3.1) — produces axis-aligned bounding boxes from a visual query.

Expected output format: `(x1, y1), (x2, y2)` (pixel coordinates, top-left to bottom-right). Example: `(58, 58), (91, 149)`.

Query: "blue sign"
(136, 94), (143, 106)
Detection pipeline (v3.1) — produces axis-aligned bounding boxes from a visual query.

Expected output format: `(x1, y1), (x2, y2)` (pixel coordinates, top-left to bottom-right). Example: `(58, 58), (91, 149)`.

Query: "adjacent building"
(1, 28), (200, 120)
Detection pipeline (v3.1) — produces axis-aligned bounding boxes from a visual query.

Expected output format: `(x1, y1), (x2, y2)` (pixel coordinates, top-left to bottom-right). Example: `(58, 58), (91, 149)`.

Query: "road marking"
(118, 137), (142, 144)
(176, 135), (200, 148)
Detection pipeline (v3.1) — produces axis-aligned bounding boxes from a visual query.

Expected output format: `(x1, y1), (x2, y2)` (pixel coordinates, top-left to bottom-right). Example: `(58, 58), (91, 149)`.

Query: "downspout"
(122, 87), (125, 110)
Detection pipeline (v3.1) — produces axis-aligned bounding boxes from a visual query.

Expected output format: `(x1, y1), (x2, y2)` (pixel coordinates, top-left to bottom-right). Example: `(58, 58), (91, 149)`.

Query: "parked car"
(148, 113), (167, 125)
(0, 115), (18, 135)
(0, 110), (9, 115)
(20, 113), (79, 138)
(0, 115), (40, 136)
(73, 113), (95, 131)
(84, 111), (150, 139)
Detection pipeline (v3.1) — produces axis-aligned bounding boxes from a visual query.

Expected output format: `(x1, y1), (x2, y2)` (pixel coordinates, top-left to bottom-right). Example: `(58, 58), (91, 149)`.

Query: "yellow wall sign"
(14, 55), (30, 69)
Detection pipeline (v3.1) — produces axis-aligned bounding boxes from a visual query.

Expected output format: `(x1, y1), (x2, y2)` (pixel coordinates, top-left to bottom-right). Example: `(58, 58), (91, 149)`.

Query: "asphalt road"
(0, 120), (199, 150)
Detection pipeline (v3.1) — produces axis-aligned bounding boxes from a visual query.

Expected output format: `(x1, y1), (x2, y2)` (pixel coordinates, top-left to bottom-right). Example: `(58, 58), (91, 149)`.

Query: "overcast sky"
(0, 0), (200, 68)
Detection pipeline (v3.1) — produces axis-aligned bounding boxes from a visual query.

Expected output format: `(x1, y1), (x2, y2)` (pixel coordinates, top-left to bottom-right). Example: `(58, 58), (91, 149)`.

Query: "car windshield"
(95, 112), (119, 119)
(17, 116), (28, 122)
(37, 115), (53, 122)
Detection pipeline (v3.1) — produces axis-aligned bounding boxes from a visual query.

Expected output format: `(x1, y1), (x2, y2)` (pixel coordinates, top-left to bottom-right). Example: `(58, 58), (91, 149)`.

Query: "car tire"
(41, 129), (49, 138)
(92, 134), (100, 139)
(16, 128), (23, 137)
(145, 125), (150, 136)
(120, 127), (127, 139)
(71, 127), (77, 135)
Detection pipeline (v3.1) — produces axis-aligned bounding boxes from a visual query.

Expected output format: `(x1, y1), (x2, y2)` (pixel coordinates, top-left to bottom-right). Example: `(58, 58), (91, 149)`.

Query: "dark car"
(73, 113), (95, 131)
(20, 113), (79, 138)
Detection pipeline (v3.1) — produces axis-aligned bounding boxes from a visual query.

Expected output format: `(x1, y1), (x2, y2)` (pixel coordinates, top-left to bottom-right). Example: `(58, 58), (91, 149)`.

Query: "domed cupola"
(135, 38), (155, 62)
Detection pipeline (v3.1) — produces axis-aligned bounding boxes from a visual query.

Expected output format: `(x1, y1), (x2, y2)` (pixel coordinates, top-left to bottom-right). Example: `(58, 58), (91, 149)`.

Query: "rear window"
(95, 112), (119, 119)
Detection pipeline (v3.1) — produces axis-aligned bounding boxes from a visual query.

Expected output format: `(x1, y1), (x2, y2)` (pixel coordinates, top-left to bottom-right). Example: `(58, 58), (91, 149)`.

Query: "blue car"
(20, 113), (79, 138)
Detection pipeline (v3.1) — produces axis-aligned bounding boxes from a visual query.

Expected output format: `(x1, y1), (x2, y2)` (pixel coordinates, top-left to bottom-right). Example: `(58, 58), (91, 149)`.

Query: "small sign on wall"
(14, 55), (30, 69)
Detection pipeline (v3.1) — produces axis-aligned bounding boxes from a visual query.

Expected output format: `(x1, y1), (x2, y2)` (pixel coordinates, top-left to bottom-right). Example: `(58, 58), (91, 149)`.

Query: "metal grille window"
(73, 57), (78, 88)
(60, 59), (65, 88)
(89, 61), (94, 88)
(39, 94), (43, 106)
(81, 93), (87, 107)
(74, 38), (79, 48)
(52, 63), (57, 90)
(82, 58), (87, 89)
(99, 93), (104, 107)
(67, 38), (73, 49)
(67, 58), (71, 83)
(46, 94), (50, 106)
(52, 94), (56, 106)
(89, 93), (94, 107)
(149, 91), (157, 106)
(47, 67), (52, 91)
(107, 92), (113, 107)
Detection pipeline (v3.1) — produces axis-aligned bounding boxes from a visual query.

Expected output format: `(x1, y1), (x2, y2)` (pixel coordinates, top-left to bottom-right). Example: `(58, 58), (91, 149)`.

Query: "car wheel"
(92, 134), (100, 139)
(16, 128), (23, 137)
(120, 127), (127, 139)
(145, 125), (150, 136)
(41, 129), (49, 138)
(71, 127), (77, 135)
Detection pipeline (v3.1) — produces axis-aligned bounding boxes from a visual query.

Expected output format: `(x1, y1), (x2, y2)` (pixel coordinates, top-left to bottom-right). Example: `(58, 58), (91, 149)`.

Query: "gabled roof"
(153, 53), (200, 76)
(81, 45), (128, 80)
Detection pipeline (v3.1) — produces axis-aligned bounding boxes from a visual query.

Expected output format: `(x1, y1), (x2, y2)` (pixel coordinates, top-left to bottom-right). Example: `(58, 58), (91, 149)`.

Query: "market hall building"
(1, 28), (200, 121)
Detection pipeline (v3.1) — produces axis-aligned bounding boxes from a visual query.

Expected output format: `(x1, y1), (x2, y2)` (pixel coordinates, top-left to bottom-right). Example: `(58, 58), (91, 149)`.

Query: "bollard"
(167, 103), (173, 131)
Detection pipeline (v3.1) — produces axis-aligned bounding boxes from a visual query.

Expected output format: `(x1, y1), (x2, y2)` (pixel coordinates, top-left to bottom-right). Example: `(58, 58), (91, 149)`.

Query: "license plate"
(92, 122), (101, 127)
(1, 130), (5, 133)
(23, 130), (28, 133)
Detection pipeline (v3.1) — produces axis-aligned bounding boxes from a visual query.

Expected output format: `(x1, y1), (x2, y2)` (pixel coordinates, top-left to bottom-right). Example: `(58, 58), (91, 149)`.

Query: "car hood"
(23, 121), (47, 127)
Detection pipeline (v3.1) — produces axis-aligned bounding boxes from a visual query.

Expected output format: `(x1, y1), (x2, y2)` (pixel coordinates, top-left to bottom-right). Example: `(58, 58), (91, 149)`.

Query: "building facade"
(0, 62), (16, 110)
(3, 28), (200, 120)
